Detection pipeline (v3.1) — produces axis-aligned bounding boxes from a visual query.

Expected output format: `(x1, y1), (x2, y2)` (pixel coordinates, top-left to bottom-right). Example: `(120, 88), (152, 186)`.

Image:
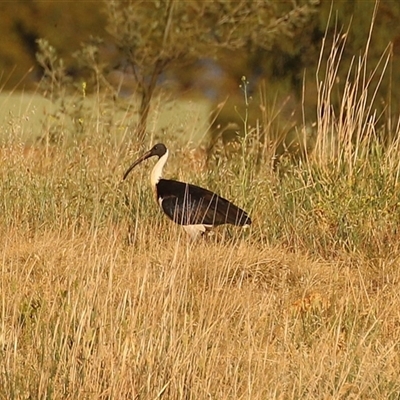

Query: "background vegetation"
(2, 1), (400, 140)
(1, 0), (400, 398)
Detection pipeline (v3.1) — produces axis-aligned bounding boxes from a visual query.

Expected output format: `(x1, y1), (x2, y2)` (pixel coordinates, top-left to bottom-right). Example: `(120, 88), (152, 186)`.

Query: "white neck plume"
(151, 150), (169, 187)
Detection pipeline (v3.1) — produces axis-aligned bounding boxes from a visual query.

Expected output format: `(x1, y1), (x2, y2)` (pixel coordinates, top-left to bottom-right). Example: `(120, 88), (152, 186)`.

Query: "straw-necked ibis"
(123, 143), (251, 238)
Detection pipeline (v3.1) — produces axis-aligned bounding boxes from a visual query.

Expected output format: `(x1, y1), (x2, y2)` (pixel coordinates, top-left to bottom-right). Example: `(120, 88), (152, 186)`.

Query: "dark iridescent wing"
(157, 179), (251, 226)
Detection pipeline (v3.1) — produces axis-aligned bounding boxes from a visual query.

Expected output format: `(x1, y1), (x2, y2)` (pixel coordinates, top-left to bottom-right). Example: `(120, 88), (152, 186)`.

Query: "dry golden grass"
(1, 125), (400, 399)
(2, 220), (400, 399)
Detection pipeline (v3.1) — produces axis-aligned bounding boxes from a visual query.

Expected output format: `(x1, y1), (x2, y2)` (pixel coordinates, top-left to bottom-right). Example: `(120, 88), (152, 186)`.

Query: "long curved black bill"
(122, 149), (153, 180)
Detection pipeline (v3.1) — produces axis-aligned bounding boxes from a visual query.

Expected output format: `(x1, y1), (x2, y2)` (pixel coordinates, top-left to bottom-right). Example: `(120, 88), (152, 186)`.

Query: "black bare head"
(150, 143), (167, 158)
(123, 143), (168, 180)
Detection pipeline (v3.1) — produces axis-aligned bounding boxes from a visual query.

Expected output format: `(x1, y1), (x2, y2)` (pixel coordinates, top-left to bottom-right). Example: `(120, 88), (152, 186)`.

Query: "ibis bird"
(123, 143), (251, 238)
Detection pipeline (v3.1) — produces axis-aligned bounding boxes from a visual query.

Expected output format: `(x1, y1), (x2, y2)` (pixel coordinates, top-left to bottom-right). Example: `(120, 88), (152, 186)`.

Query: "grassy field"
(2, 48), (400, 398)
